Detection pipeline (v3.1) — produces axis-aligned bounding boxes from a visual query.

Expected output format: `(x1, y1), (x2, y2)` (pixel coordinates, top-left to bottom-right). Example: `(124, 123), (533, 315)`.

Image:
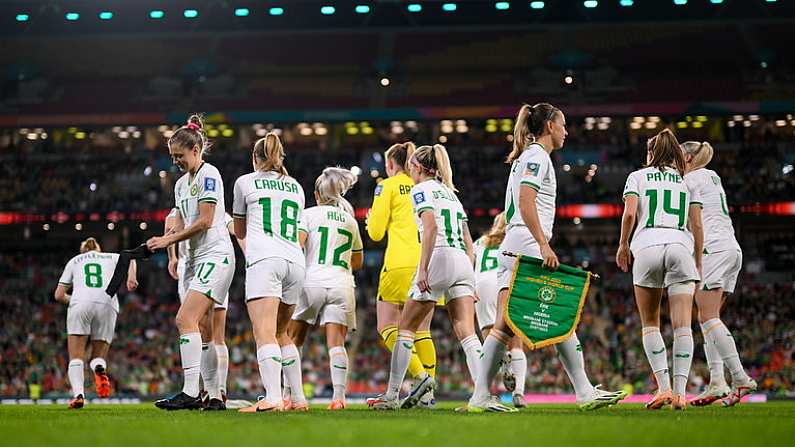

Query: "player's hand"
(126, 278), (139, 292)
(417, 268), (431, 293)
(146, 236), (170, 251)
(616, 244), (632, 272)
(540, 243), (559, 270)
(168, 258), (179, 280)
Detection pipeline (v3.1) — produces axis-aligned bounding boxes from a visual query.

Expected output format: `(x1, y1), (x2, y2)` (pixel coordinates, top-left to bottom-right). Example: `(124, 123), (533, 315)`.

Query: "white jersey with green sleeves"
(299, 205), (363, 288)
(684, 168), (740, 253)
(58, 252), (121, 312)
(623, 166), (701, 254)
(174, 162), (234, 260)
(473, 237), (499, 283)
(410, 179), (468, 251)
(233, 170), (305, 267)
(504, 143), (556, 240)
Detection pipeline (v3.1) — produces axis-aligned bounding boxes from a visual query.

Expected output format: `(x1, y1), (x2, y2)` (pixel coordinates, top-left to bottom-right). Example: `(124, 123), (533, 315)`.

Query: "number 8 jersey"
(58, 251), (121, 312)
(300, 205), (363, 288)
(233, 171), (306, 267)
(623, 166), (701, 254)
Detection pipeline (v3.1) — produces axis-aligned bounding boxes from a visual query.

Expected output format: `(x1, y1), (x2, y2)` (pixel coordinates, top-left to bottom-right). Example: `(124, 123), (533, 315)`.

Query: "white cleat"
(720, 378), (758, 407)
(401, 375), (435, 409)
(370, 394), (400, 411)
(689, 381), (731, 406)
(417, 389), (436, 409)
(577, 385), (628, 411)
(467, 395), (519, 413)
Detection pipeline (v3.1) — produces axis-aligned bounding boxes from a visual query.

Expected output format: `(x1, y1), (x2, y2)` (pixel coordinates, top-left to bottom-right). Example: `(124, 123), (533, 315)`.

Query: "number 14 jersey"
(300, 205), (363, 288)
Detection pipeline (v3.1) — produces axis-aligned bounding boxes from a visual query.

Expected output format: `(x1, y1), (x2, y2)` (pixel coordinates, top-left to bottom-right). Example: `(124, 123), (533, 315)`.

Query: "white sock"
(282, 370), (291, 401)
(329, 346), (348, 401)
(510, 348), (527, 396)
(386, 330), (421, 401)
(703, 340), (725, 385)
(281, 344), (306, 404)
(555, 333), (595, 400)
(68, 359), (84, 398)
(200, 342), (220, 400)
(215, 344), (229, 395)
(179, 332), (202, 397)
(460, 335), (483, 384)
(471, 330), (508, 403)
(89, 357), (107, 372)
(702, 318), (750, 384)
(256, 344), (282, 405)
(672, 327), (694, 397)
(642, 326), (671, 392)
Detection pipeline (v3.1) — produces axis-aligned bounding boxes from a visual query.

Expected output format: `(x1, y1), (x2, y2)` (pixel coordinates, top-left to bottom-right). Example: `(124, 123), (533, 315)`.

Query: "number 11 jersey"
(233, 171), (306, 268)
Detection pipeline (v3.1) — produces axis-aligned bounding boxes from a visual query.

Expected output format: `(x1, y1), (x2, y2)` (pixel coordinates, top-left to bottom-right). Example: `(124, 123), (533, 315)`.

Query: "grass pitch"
(1, 402), (793, 447)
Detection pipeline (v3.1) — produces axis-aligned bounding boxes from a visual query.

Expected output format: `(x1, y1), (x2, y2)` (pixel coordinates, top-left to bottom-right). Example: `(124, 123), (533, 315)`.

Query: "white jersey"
(233, 170), (305, 267)
(473, 237), (499, 284)
(504, 143), (556, 240)
(410, 179), (468, 251)
(58, 251), (121, 312)
(623, 166), (701, 253)
(167, 207), (190, 261)
(684, 168), (740, 253)
(300, 205), (363, 288)
(173, 162), (234, 260)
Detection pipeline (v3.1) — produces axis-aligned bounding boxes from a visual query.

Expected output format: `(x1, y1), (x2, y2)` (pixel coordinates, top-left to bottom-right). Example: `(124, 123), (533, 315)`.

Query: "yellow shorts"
(377, 266), (444, 306)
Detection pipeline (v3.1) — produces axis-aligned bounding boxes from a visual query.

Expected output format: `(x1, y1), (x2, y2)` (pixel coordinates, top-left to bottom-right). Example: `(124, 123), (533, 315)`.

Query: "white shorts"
(474, 272), (498, 330)
(701, 249), (742, 294)
(179, 260), (229, 310)
(497, 229), (542, 291)
(66, 301), (117, 343)
(632, 243), (700, 289)
(245, 258), (305, 305)
(409, 248), (475, 303)
(293, 286), (356, 331)
(184, 255), (234, 307)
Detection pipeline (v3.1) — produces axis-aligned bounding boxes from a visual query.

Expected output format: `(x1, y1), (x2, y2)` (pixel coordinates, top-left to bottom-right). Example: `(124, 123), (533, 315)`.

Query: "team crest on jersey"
(413, 192), (426, 205)
(374, 185), (383, 196)
(190, 184), (198, 196)
(524, 162), (540, 176)
(204, 177), (217, 192)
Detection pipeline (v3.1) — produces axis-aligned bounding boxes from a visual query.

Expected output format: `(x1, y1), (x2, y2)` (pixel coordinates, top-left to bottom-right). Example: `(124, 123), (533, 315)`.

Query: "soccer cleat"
(512, 394), (527, 408)
(689, 381), (730, 406)
(154, 392), (203, 411)
(645, 389), (673, 410)
(282, 398), (294, 411)
(370, 395), (400, 411)
(671, 394), (687, 411)
(290, 401), (310, 412)
(401, 375), (436, 409)
(94, 365), (111, 398)
(720, 378), (758, 408)
(221, 391), (227, 404)
(203, 398), (227, 411)
(501, 353), (516, 393)
(68, 394), (84, 409)
(577, 385), (628, 411)
(238, 397), (284, 413)
(467, 395), (519, 413)
(327, 400), (346, 410)
(417, 389), (436, 409)
(366, 394), (383, 408)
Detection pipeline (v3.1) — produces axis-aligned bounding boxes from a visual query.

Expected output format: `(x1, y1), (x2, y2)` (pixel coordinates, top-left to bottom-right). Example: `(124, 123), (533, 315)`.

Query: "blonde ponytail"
(253, 132), (288, 175)
(681, 141), (714, 171)
(315, 167), (358, 216)
(385, 142), (416, 173)
(482, 212), (506, 248)
(432, 144), (456, 192)
(80, 237), (101, 253)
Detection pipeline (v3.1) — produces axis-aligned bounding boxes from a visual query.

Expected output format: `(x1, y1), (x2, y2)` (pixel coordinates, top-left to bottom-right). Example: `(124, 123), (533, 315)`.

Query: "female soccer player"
(370, 144), (482, 410)
(55, 237), (138, 409)
(367, 142), (437, 408)
(473, 212), (528, 408)
(233, 133), (307, 413)
(470, 103), (626, 413)
(681, 141), (757, 407)
(287, 167), (363, 410)
(616, 129), (703, 411)
(147, 115), (236, 411)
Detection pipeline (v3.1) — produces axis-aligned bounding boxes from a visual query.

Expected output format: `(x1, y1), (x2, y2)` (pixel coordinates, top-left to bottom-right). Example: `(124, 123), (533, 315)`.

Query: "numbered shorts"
(701, 249), (742, 293)
(185, 255), (235, 306)
(632, 243), (700, 289)
(66, 301), (118, 343)
(293, 286), (357, 331)
(179, 260), (229, 309)
(245, 257), (305, 306)
(410, 248), (475, 303)
(497, 229), (542, 291)
(377, 266), (415, 305)
(474, 271), (499, 330)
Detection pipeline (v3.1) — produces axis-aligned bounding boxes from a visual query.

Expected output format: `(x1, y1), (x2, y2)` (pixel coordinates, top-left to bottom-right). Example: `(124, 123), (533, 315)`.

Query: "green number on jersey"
(84, 263), (103, 288)
(480, 247), (498, 272)
(440, 209), (466, 250)
(317, 226), (354, 269)
(719, 192), (730, 216)
(258, 197), (299, 242)
(645, 189), (687, 229)
(195, 262), (216, 284)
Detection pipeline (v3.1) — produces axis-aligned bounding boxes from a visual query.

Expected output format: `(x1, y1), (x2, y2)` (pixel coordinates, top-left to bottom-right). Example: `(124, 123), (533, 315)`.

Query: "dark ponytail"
(507, 102), (560, 163)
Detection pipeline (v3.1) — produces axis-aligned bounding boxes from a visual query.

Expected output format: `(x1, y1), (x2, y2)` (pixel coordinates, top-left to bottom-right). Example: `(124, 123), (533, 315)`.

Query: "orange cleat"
(68, 394), (84, 409)
(671, 394), (687, 411)
(282, 398), (293, 411)
(327, 400), (346, 410)
(645, 389), (673, 410)
(238, 398), (284, 413)
(290, 401), (310, 412)
(94, 367), (111, 398)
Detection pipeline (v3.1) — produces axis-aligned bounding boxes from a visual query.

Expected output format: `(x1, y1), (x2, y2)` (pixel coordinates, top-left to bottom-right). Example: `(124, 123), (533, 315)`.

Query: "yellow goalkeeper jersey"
(366, 172), (420, 270)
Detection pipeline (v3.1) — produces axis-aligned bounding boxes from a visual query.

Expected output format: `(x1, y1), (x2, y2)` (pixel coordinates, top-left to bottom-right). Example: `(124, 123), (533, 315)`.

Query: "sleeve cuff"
(520, 180), (540, 191)
(416, 206), (434, 215)
(623, 191), (639, 198)
(198, 198), (218, 204)
(58, 282), (72, 286)
(690, 201), (703, 207)
(233, 213), (246, 218)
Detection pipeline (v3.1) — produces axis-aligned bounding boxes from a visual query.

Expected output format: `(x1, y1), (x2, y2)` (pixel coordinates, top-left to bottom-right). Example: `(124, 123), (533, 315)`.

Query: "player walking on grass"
(469, 103), (627, 413)
(680, 141), (757, 407)
(370, 144), (483, 410)
(147, 115), (235, 411)
(616, 129), (703, 411)
(366, 142), (438, 408)
(55, 237), (138, 409)
(233, 133), (307, 413)
(286, 167), (363, 410)
(473, 212), (528, 408)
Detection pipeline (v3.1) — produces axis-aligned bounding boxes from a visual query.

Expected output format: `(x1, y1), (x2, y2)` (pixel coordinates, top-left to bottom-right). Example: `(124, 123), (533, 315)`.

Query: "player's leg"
(469, 287), (514, 409)
(325, 322), (349, 409)
(376, 268), (427, 380)
(198, 308), (220, 405)
(241, 296), (284, 412)
(212, 309), (229, 400)
(88, 303), (116, 398)
(276, 263), (307, 411)
(66, 334), (88, 409)
(447, 295), (483, 386)
(508, 336), (527, 408)
(635, 285), (672, 409)
(668, 281), (696, 410)
(415, 308), (436, 378)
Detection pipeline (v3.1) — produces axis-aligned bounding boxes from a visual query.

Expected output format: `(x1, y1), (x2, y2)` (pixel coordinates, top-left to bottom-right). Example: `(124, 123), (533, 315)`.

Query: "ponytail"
(385, 142), (415, 173)
(169, 113), (211, 156)
(315, 167), (358, 216)
(80, 237), (101, 253)
(412, 144), (457, 192)
(646, 129), (687, 176)
(506, 103), (560, 163)
(482, 212), (507, 248)
(681, 141), (714, 171)
(253, 132), (288, 176)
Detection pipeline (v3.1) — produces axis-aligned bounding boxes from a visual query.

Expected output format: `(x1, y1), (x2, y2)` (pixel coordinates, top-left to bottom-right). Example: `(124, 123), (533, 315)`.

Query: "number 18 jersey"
(58, 251), (121, 312)
(233, 171), (306, 267)
(623, 166), (701, 254)
(300, 205), (363, 288)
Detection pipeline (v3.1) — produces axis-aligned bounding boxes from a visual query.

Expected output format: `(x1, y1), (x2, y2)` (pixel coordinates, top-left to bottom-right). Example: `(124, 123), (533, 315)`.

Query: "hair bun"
(186, 114), (204, 131)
